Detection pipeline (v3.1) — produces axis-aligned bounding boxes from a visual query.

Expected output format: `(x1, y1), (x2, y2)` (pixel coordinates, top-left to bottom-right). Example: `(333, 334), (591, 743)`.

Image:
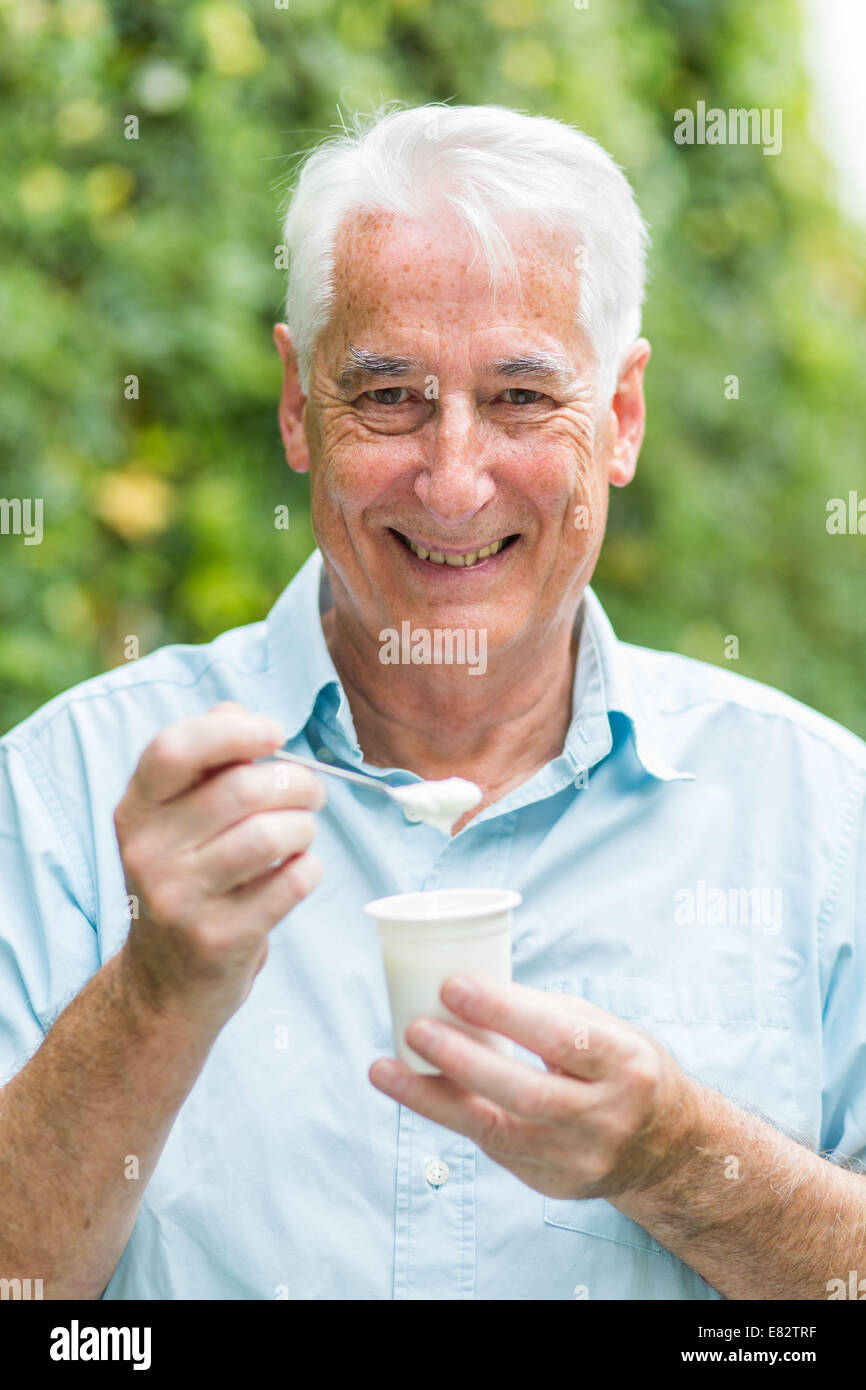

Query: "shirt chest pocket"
(541, 976), (793, 1257)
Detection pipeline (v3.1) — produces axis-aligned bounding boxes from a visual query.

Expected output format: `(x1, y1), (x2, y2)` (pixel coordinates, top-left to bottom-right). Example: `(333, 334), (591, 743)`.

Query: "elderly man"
(0, 104), (863, 1302)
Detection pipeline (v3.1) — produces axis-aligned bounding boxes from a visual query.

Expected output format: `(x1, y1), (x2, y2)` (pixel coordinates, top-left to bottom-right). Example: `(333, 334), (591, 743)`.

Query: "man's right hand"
(114, 701), (326, 1026)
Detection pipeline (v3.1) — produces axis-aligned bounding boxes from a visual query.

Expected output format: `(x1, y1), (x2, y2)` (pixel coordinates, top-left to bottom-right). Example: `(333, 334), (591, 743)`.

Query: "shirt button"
(424, 1157), (450, 1188)
(316, 746), (335, 762)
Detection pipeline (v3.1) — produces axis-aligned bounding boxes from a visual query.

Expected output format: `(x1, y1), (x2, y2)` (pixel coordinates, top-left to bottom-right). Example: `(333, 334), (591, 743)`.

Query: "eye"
(501, 388), (544, 405)
(366, 386), (411, 405)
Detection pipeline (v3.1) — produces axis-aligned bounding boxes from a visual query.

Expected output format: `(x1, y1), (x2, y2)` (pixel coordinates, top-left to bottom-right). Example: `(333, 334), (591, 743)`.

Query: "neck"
(320, 604), (581, 818)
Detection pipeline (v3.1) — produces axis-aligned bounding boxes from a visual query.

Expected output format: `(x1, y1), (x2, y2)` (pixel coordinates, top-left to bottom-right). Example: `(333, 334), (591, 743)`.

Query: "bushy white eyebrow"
(485, 353), (570, 376)
(336, 347), (425, 393)
(484, 354), (577, 393)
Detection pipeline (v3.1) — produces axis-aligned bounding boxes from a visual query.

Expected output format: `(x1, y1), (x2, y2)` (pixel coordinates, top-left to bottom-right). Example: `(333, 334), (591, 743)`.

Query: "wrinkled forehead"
(324, 209), (583, 351)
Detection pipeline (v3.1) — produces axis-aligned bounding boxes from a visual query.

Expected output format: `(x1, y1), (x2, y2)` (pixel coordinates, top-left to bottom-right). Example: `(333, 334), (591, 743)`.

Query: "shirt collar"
(262, 548), (350, 747)
(262, 548), (695, 782)
(571, 587), (696, 783)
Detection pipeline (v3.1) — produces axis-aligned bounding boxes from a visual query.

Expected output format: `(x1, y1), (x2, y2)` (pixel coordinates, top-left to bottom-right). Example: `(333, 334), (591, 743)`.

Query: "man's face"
(287, 211), (646, 654)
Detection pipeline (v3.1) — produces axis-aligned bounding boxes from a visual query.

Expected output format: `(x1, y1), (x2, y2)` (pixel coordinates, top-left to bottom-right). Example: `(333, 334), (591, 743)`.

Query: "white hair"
(279, 103), (649, 400)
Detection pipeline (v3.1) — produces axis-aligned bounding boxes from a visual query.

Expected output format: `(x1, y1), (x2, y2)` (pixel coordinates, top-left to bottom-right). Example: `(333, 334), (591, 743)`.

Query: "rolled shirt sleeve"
(0, 739), (100, 1087)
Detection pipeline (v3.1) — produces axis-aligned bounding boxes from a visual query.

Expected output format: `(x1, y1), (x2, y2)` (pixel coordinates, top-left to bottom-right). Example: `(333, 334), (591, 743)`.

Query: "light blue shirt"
(1, 548), (864, 1300)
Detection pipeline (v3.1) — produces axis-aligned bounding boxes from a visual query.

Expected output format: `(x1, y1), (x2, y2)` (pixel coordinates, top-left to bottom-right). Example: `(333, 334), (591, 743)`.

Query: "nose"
(413, 395), (495, 527)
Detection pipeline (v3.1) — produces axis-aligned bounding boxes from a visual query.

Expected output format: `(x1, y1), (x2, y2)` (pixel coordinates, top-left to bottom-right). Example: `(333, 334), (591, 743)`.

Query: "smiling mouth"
(391, 529), (519, 568)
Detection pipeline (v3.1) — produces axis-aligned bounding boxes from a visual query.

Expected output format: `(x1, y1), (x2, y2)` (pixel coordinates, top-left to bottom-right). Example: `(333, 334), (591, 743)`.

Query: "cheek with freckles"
(306, 386), (409, 543)
(513, 402), (605, 549)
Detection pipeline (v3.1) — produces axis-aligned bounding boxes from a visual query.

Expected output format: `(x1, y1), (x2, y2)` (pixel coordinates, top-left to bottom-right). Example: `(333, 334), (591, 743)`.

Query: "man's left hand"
(369, 975), (696, 1201)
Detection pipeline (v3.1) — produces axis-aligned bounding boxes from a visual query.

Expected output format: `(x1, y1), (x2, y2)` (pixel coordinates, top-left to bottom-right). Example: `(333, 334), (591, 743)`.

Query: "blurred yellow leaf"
(18, 166), (69, 216)
(58, 0), (108, 37)
(4, 0), (51, 38)
(56, 98), (107, 146)
(199, 4), (265, 76)
(95, 471), (175, 541)
(485, 0), (539, 31)
(86, 165), (136, 217)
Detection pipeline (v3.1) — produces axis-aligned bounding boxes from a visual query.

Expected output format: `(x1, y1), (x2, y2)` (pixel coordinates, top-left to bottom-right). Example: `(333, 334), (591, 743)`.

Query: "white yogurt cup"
(364, 887), (521, 1075)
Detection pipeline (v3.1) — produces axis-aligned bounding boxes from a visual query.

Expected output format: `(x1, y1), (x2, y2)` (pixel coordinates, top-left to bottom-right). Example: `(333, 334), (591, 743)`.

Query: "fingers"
(369, 1060), (522, 1153)
(231, 849), (324, 922)
(132, 704), (286, 805)
(114, 703), (328, 1017)
(197, 810), (319, 892)
(168, 759), (326, 853)
(437, 976), (617, 1079)
(402, 1018), (584, 1122)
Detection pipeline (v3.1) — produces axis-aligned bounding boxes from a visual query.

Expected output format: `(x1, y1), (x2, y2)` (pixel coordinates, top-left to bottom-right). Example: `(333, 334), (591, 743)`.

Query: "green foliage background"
(1, 0), (864, 737)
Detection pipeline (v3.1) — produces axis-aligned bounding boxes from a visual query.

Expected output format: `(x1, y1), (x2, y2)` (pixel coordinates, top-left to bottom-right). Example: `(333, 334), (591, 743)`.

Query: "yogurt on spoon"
(391, 777), (483, 835)
(266, 749), (483, 836)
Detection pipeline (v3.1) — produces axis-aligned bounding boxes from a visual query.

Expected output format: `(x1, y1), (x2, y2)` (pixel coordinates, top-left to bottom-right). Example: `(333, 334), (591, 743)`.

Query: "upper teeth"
(405, 537), (508, 566)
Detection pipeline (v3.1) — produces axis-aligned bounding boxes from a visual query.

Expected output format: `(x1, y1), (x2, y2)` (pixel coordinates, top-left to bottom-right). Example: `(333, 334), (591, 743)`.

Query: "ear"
(273, 323), (310, 475)
(607, 338), (651, 488)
